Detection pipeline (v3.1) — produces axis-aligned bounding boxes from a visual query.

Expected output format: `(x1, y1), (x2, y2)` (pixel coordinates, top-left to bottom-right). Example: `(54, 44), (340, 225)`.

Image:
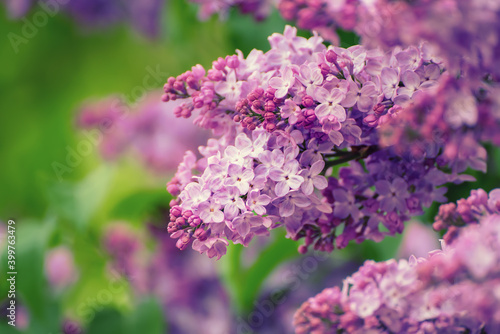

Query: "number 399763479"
(7, 220), (16, 265)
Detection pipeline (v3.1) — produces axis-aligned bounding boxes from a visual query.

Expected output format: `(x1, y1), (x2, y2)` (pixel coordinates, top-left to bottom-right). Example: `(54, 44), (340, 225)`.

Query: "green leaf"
(0, 323), (21, 334)
(240, 233), (301, 313)
(218, 243), (244, 311)
(86, 308), (125, 334)
(9, 218), (61, 332)
(110, 188), (171, 222)
(337, 29), (361, 48)
(47, 166), (114, 230)
(126, 298), (166, 334)
(220, 230), (302, 314)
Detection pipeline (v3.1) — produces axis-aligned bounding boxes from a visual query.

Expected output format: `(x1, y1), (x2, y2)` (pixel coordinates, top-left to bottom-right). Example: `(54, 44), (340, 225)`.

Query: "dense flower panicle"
(294, 200), (500, 333)
(4, 0), (164, 38)
(77, 91), (210, 173)
(379, 75), (500, 181)
(277, 0), (500, 79)
(433, 188), (500, 244)
(163, 26), (496, 258)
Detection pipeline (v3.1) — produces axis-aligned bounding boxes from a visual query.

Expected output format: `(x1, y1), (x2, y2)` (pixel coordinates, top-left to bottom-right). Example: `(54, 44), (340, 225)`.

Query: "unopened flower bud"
(226, 55), (240, 69)
(325, 49), (338, 63)
(302, 95), (314, 107)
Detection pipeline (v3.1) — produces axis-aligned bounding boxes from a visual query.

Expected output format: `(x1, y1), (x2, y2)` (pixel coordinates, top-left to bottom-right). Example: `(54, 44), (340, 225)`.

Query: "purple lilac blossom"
(294, 198), (500, 333)
(189, 0), (275, 21)
(0, 302), (30, 330)
(3, 0), (164, 38)
(163, 26), (496, 258)
(2, 0), (34, 18)
(62, 319), (84, 334)
(433, 188), (500, 244)
(278, 0), (500, 77)
(397, 221), (439, 260)
(77, 91), (210, 173)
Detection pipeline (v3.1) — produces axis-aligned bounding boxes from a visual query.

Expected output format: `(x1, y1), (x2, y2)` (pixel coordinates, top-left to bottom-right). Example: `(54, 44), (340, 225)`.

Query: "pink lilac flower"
(299, 160), (327, 195)
(198, 199), (225, 223)
(277, 0), (500, 81)
(313, 86), (346, 122)
(269, 161), (304, 197)
(397, 221), (439, 260)
(433, 188), (500, 244)
(294, 197), (500, 333)
(3, 0), (33, 18)
(44, 246), (78, 290)
(269, 66), (296, 99)
(189, 0), (274, 21)
(246, 189), (271, 215)
(163, 26), (497, 258)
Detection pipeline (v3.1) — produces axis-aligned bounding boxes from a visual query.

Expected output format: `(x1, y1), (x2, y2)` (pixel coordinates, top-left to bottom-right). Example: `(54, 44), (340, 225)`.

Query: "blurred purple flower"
(3, 0), (165, 39)
(77, 91), (210, 174)
(3, 0), (34, 18)
(44, 246), (78, 290)
(397, 221), (439, 260)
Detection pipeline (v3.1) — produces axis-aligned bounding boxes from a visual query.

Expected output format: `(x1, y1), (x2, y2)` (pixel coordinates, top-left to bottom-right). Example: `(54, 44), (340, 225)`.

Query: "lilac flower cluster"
(77, 91), (209, 173)
(276, 1), (500, 174)
(294, 195), (500, 333)
(163, 26), (495, 258)
(4, 0), (164, 38)
(277, 0), (500, 76)
(433, 188), (500, 244)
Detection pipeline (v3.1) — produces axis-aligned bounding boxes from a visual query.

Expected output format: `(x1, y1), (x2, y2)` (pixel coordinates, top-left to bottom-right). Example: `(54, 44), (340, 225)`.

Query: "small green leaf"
(111, 188), (171, 221)
(126, 298), (166, 334)
(220, 230), (302, 314)
(86, 308), (125, 334)
(9, 218), (61, 332)
(47, 166), (113, 229)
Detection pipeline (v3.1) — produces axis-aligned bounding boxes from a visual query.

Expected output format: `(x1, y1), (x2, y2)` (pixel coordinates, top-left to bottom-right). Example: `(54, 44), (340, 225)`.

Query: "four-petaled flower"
(198, 199), (225, 223)
(269, 161), (304, 197)
(375, 178), (410, 213)
(246, 190), (271, 215)
(269, 66), (295, 99)
(314, 86), (346, 121)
